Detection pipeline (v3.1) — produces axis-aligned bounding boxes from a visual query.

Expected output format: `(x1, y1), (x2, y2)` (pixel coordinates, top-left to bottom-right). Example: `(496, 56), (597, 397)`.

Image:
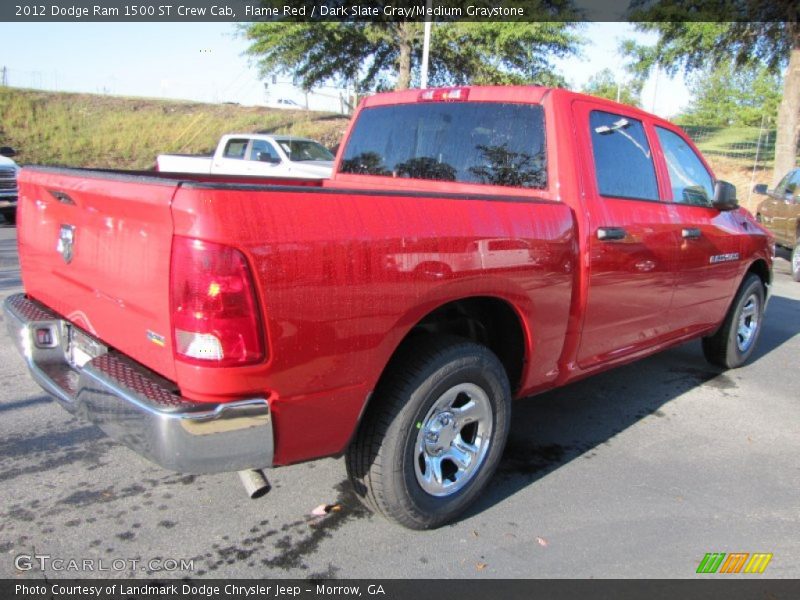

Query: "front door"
(654, 125), (743, 332)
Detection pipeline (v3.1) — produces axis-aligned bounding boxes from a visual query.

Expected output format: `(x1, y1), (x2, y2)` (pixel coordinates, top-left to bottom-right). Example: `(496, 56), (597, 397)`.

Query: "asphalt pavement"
(0, 219), (798, 579)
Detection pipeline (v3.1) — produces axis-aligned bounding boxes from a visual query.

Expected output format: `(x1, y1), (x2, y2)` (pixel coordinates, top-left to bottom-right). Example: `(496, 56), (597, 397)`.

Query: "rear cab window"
(339, 102), (547, 189)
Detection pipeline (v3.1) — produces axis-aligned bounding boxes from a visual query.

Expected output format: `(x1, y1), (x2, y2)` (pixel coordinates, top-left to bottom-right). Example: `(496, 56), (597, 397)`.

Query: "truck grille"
(0, 168), (17, 193)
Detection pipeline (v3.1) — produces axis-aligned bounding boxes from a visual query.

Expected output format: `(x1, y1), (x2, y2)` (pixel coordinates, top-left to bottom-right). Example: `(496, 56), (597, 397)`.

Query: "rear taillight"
(170, 236), (265, 367)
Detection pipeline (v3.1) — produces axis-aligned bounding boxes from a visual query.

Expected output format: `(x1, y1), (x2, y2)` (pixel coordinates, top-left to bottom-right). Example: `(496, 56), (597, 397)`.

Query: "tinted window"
(340, 102), (546, 189)
(250, 140), (280, 162)
(590, 111), (658, 201)
(785, 170), (800, 197)
(277, 140), (334, 162)
(656, 127), (714, 206)
(223, 139), (249, 160)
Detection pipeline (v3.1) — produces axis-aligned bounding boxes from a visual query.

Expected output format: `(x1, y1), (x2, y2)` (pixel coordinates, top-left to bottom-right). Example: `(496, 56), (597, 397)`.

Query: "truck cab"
(212, 134), (334, 179)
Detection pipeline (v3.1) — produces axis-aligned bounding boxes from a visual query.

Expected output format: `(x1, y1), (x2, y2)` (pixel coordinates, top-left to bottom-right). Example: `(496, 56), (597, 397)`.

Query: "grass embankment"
(0, 87), (781, 213)
(0, 87), (349, 170)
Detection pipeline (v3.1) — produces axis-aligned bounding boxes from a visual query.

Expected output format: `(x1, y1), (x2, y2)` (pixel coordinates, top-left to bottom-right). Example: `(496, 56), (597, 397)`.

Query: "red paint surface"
(16, 87), (772, 466)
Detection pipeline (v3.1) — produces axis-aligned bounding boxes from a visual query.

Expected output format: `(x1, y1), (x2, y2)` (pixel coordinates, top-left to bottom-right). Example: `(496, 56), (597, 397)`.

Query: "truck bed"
(16, 164), (575, 463)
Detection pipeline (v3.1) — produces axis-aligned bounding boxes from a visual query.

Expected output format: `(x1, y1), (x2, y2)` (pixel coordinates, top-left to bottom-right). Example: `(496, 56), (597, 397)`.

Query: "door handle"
(682, 228), (702, 240)
(597, 227), (627, 241)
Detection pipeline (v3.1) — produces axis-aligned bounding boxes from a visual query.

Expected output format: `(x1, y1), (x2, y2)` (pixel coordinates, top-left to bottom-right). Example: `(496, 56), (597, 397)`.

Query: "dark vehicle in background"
(0, 146), (19, 225)
(754, 170), (800, 281)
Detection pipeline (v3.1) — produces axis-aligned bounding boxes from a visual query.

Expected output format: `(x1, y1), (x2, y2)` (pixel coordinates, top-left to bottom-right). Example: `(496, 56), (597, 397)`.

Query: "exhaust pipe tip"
(238, 469), (271, 499)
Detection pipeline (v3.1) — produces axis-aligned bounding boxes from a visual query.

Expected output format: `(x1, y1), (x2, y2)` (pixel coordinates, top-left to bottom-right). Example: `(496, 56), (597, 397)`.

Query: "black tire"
(791, 239), (800, 283)
(1, 209), (15, 225)
(702, 274), (765, 368)
(346, 336), (511, 530)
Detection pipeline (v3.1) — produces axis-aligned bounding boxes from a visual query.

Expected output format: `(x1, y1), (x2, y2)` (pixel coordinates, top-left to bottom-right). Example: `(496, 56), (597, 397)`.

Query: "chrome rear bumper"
(3, 293), (273, 474)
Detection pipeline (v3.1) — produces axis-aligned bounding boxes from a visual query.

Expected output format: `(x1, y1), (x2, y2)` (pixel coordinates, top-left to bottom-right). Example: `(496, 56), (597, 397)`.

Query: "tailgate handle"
(597, 227), (627, 241)
(682, 227), (702, 240)
(48, 190), (76, 205)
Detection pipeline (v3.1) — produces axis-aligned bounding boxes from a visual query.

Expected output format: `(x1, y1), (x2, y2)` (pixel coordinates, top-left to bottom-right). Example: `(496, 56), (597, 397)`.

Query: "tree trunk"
(772, 33), (800, 187)
(395, 23), (413, 91)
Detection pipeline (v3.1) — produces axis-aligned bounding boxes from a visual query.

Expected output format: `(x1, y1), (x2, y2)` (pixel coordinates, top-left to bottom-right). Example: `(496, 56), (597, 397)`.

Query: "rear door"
(573, 102), (679, 368)
(653, 125), (744, 332)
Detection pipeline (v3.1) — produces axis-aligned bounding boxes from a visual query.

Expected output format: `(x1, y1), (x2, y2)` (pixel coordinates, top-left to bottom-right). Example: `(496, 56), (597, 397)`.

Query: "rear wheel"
(702, 274), (765, 368)
(1, 208), (15, 225)
(346, 336), (511, 530)
(791, 237), (800, 282)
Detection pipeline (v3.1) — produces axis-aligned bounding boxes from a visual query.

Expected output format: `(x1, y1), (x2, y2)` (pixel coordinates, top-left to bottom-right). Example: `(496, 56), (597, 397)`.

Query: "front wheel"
(702, 273), (765, 368)
(791, 238), (800, 282)
(346, 336), (511, 530)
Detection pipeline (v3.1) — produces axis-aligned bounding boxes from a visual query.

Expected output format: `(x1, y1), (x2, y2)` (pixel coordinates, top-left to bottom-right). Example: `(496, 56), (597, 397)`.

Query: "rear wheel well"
(391, 297), (526, 394)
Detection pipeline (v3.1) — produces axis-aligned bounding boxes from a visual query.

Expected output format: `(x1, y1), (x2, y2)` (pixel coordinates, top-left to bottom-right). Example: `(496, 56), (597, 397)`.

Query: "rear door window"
(223, 139), (249, 160)
(655, 127), (714, 207)
(590, 111), (659, 201)
(339, 102), (547, 189)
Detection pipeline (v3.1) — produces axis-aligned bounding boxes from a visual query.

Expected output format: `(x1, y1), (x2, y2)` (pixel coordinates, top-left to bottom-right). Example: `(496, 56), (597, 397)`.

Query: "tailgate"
(17, 167), (179, 381)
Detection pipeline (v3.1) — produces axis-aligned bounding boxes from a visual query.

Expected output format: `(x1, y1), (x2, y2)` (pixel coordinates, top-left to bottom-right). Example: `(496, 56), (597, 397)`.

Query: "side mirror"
(712, 180), (738, 211)
(0, 146), (17, 158)
(752, 183), (768, 195)
(257, 152), (280, 164)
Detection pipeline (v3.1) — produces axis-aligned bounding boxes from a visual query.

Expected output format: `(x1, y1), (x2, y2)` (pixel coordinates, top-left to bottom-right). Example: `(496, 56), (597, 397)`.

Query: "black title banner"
(1, 0), (793, 23)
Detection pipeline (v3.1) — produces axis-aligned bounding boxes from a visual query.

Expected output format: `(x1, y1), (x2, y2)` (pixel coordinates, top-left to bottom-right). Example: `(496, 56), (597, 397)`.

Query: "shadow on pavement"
(465, 291), (800, 521)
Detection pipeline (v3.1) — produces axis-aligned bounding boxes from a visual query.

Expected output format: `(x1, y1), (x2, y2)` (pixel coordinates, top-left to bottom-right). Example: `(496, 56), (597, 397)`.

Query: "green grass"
(0, 87), (350, 169)
(683, 125), (776, 167)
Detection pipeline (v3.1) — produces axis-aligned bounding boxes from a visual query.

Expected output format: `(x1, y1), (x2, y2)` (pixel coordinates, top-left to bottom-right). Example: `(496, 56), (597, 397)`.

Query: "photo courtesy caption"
(16, 584), (386, 597)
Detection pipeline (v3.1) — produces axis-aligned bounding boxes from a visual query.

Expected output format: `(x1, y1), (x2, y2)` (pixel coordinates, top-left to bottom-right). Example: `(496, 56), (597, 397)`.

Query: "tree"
(241, 20), (583, 93)
(676, 61), (782, 127)
(581, 68), (642, 107)
(621, 3), (800, 185)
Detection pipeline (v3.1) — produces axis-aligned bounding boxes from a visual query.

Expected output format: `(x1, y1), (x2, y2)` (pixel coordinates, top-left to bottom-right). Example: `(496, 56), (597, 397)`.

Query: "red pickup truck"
(4, 86), (772, 529)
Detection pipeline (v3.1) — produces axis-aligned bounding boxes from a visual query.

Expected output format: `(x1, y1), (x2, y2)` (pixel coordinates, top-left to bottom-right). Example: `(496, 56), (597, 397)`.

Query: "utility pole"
(650, 63), (660, 114)
(420, 0), (433, 89)
(1, 66), (7, 86)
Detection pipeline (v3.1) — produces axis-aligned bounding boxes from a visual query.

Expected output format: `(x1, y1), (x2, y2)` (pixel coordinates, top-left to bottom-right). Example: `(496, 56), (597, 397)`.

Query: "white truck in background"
(156, 134), (334, 179)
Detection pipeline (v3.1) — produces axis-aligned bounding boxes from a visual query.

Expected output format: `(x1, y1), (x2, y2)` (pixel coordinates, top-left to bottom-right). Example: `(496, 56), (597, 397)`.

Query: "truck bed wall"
(170, 182), (576, 463)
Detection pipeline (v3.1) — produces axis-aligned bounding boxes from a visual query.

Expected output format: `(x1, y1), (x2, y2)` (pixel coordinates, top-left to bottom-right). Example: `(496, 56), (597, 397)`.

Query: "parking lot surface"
(0, 221), (798, 578)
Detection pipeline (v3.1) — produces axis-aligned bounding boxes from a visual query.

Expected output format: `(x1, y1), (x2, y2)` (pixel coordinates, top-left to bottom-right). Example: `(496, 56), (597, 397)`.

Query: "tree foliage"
(581, 68), (642, 107)
(621, 3), (800, 183)
(241, 20), (583, 92)
(675, 61), (782, 127)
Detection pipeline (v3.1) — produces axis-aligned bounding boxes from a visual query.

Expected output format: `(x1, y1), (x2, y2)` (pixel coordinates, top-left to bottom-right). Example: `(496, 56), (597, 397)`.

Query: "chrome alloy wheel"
(414, 382), (493, 497)
(792, 245), (800, 276)
(736, 293), (761, 353)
